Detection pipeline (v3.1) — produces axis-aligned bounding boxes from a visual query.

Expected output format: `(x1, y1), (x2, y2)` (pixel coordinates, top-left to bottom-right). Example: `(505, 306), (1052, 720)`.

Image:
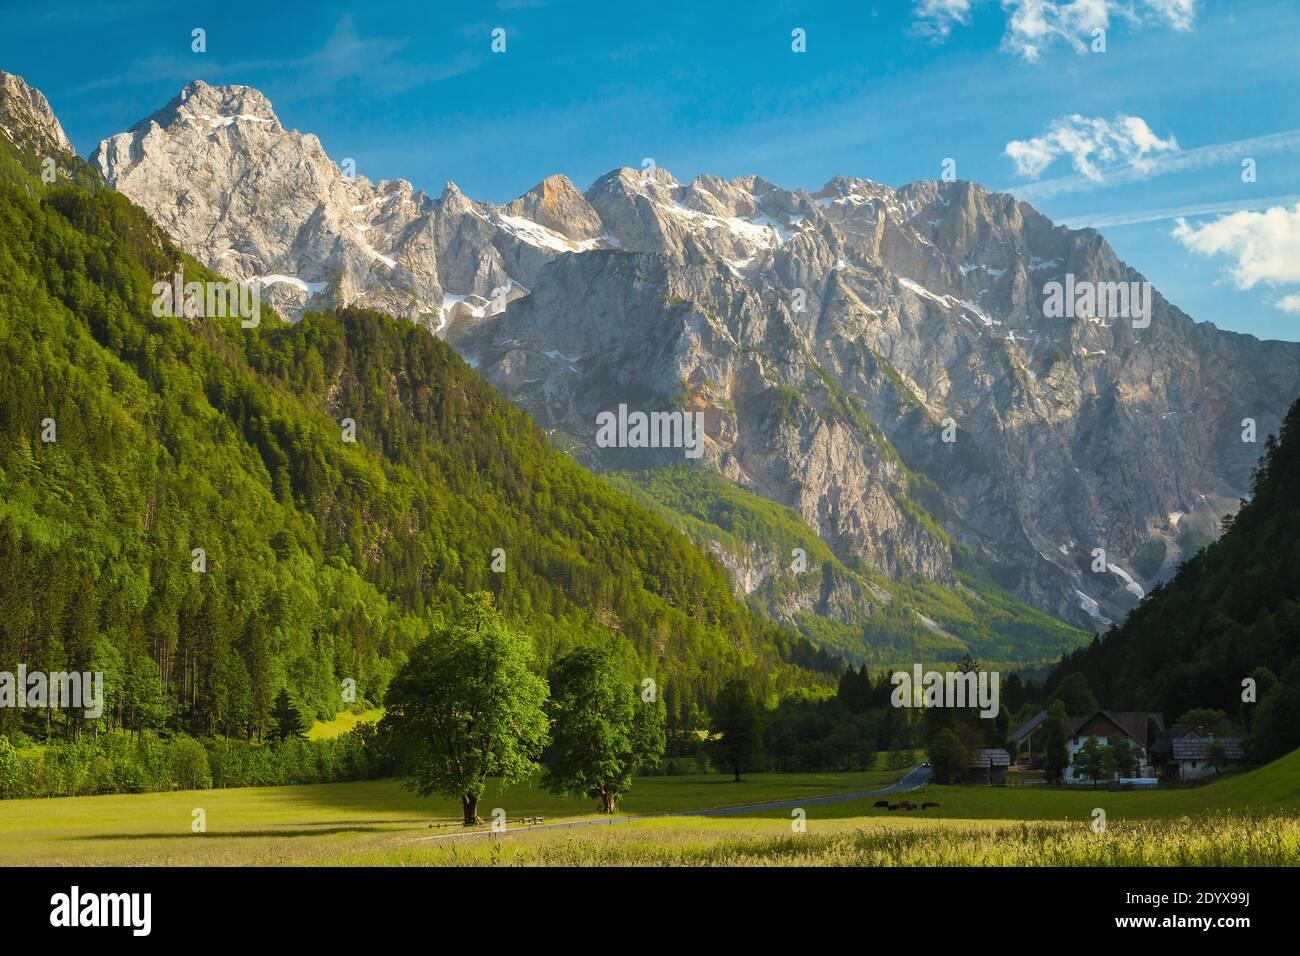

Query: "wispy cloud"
(912, 0), (1201, 61)
(1007, 128), (1300, 200)
(1059, 194), (1300, 228)
(910, 0), (974, 40)
(70, 15), (481, 100)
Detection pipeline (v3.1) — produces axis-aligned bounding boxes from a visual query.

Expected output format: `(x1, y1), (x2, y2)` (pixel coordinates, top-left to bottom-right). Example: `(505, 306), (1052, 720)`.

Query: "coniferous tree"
(268, 688), (307, 742)
(711, 678), (764, 782)
(1042, 700), (1070, 784)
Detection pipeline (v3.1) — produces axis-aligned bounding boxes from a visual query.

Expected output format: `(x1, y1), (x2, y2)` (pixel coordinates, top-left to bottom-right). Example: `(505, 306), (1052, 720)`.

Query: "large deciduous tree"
(928, 728), (967, 785)
(541, 646), (665, 813)
(1109, 735), (1140, 779)
(1071, 736), (1108, 788)
(382, 593), (548, 825)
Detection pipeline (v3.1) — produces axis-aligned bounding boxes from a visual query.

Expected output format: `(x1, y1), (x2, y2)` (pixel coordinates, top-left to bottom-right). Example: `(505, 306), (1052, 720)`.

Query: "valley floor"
(2, 755), (1297, 866)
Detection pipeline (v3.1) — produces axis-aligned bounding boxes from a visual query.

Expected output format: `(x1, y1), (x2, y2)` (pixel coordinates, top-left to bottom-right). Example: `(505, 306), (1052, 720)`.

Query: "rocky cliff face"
(0, 71), (73, 158)
(91, 82), (1300, 632)
(91, 81), (610, 326)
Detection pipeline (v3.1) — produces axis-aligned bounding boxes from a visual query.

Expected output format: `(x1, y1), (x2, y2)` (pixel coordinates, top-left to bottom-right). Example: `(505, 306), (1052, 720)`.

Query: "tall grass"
(324, 814), (1300, 867)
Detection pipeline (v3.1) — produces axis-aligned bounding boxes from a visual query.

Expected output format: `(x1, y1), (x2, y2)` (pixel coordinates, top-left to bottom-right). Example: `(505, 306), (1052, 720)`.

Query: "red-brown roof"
(1068, 710), (1152, 747)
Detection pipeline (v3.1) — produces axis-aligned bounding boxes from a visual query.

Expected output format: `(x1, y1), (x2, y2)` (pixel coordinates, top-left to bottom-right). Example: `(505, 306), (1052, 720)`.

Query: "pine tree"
(268, 688), (307, 742)
(711, 678), (764, 782)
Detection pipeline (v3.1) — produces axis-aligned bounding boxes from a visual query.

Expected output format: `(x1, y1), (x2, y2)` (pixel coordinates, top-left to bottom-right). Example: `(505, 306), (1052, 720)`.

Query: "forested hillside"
(0, 136), (835, 747)
(1050, 398), (1300, 760)
(611, 466), (1087, 669)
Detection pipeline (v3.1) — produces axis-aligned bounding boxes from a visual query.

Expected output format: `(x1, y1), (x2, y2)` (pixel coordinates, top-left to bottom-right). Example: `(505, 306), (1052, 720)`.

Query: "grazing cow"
(873, 800), (891, 809)
(888, 803), (901, 811)
(922, 801), (941, 809)
(904, 803), (917, 811)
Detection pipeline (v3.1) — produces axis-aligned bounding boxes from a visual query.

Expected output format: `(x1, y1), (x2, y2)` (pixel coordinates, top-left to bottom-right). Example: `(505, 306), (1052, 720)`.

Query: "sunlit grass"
(5, 748), (1299, 866)
(321, 813), (1300, 867)
(0, 767), (906, 866)
(307, 708), (383, 740)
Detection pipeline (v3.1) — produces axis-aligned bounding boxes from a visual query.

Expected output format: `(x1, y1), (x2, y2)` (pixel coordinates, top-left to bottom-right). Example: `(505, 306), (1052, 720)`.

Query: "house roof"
(1172, 736), (1245, 761)
(1009, 710), (1047, 743)
(1148, 724), (1193, 756)
(1069, 710), (1153, 748)
(1013, 708), (1159, 746)
(967, 748), (1011, 768)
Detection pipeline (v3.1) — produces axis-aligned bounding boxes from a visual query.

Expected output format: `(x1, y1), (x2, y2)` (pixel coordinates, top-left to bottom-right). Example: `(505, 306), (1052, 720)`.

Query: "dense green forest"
(0, 133), (838, 754)
(1050, 397), (1300, 760)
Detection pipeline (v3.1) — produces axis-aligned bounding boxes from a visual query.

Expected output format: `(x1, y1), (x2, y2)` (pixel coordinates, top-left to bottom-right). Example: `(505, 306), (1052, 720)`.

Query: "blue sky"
(3, 0), (1299, 339)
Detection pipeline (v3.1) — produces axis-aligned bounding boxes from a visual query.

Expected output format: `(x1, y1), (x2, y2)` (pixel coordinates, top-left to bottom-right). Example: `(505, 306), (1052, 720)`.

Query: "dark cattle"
(922, 801), (941, 809)
(888, 803), (901, 811)
(873, 800), (891, 809)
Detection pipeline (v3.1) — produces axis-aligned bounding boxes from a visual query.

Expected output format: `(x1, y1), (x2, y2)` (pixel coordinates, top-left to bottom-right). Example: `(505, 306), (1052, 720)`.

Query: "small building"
(966, 748), (1010, 784)
(1063, 710), (1156, 783)
(1009, 710), (1049, 766)
(1169, 730), (1245, 781)
(1011, 708), (1161, 781)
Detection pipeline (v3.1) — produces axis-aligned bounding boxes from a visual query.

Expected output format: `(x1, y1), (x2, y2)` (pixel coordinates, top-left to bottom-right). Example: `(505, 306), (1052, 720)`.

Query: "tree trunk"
(461, 793), (479, 826)
(600, 788), (618, 814)
(733, 766), (741, 782)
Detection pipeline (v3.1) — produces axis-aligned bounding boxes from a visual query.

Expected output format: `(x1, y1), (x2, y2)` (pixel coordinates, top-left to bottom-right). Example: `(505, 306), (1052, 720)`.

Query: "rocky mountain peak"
(0, 70), (73, 157)
(84, 78), (1300, 636)
(502, 173), (604, 241)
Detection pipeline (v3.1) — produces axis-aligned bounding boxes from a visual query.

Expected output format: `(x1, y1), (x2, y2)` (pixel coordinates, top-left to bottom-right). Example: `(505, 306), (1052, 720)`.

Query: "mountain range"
(10, 72), (1300, 668)
(0, 72), (845, 737)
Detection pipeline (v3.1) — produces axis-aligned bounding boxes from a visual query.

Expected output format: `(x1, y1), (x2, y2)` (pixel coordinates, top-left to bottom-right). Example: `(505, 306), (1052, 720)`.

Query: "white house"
(1063, 710), (1155, 783)
(1169, 731), (1245, 781)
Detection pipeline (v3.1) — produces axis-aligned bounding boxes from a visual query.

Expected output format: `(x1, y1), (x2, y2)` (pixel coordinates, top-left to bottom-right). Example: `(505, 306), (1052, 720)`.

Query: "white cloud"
(1008, 128), (1300, 201)
(912, 0), (975, 39)
(1002, 0), (1111, 61)
(1172, 203), (1300, 291)
(1144, 0), (1199, 31)
(912, 1), (1200, 60)
(1276, 293), (1300, 314)
(1005, 114), (1178, 181)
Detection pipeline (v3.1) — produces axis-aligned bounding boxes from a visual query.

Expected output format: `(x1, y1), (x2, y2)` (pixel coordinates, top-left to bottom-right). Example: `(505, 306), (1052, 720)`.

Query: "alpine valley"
(9, 73), (1300, 675)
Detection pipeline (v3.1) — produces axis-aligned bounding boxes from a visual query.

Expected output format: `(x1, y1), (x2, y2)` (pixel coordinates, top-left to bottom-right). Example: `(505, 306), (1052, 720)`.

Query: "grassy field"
(2, 751), (1298, 866)
(307, 707), (383, 740)
(0, 766), (906, 866)
(325, 814), (1300, 866)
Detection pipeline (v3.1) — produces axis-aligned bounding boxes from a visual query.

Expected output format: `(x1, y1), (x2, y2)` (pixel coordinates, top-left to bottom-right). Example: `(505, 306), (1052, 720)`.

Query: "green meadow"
(3, 750), (1299, 866)
(307, 708), (384, 741)
(0, 767), (905, 866)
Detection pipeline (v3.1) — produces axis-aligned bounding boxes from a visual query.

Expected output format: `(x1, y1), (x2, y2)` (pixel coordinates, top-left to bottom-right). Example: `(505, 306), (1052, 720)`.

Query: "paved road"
(413, 764), (933, 843)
